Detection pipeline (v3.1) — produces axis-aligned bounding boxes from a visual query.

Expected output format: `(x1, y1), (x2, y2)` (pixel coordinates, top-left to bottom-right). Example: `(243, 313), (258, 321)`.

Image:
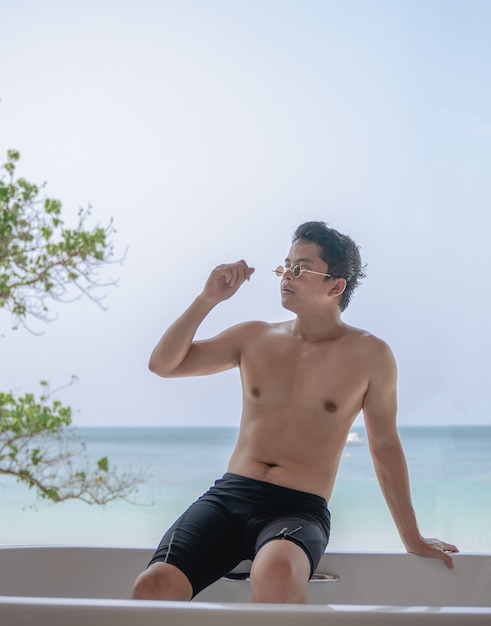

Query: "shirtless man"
(132, 221), (458, 604)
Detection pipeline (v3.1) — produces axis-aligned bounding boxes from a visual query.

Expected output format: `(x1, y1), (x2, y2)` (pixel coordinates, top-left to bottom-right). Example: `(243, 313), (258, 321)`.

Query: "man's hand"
(202, 260), (255, 305)
(407, 536), (459, 569)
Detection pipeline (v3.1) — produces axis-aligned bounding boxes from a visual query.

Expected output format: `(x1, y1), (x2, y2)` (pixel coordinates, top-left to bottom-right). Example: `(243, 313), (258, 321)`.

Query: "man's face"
(279, 241), (331, 311)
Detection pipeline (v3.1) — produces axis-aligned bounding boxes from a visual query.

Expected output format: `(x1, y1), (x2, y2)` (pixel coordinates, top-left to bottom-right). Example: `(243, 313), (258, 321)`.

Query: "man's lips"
(281, 284), (294, 294)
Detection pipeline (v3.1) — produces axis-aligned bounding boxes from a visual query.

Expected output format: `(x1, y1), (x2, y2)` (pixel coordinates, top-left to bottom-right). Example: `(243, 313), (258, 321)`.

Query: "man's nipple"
(251, 387), (260, 398)
(324, 400), (337, 413)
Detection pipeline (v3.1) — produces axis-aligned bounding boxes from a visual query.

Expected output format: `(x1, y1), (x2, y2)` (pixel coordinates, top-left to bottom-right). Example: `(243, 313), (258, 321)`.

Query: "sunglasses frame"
(273, 265), (332, 279)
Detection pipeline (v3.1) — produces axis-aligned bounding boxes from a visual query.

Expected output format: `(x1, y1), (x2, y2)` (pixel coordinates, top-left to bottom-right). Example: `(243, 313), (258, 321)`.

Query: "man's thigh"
(148, 497), (246, 597)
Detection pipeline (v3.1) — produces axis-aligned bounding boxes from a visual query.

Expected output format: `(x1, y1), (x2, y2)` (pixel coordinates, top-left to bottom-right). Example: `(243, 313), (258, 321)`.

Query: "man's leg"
(132, 476), (251, 601)
(249, 539), (311, 604)
(131, 562), (193, 601)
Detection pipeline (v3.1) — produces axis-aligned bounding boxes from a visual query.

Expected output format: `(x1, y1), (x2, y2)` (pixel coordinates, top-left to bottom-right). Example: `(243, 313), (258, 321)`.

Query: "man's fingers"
(219, 261), (253, 287)
(432, 540), (458, 569)
(443, 543), (459, 553)
(410, 537), (459, 570)
(441, 542), (459, 569)
(231, 260), (252, 286)
(230, 261), (245, 287)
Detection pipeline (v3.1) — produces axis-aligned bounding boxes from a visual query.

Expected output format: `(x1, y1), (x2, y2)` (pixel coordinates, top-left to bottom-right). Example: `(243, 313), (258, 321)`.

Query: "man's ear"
(328, 278), (347, 298)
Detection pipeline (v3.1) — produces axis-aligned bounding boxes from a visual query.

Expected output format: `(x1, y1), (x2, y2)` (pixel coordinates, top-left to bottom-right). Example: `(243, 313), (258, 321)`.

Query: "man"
(132, 221), (458, 604)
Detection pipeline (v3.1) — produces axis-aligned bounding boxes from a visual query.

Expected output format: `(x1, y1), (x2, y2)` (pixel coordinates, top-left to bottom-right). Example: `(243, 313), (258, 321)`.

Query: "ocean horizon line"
(73, 423), (491, 430)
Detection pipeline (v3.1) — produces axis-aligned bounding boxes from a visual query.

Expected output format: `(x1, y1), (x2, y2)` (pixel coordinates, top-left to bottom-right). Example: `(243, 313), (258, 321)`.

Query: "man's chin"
(280, 296), (296, 313)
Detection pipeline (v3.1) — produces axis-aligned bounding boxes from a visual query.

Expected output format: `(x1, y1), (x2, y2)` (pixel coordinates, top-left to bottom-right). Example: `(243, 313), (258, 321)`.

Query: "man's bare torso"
(227, 319), (384, 501)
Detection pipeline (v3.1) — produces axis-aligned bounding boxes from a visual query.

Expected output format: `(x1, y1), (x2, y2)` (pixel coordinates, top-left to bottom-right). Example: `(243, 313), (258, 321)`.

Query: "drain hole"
(222, 572), (339, 583)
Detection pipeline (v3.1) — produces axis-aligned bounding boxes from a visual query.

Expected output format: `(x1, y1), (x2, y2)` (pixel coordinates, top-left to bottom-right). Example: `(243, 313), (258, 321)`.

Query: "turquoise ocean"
(1, 426), (490, 553)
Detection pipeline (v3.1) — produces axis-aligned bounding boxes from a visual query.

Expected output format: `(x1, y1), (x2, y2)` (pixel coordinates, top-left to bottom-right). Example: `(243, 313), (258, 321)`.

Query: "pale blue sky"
(1, 0), (490, 426)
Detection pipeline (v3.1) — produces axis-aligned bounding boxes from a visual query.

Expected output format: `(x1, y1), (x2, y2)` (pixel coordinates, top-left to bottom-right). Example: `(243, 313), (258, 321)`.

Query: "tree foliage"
(0, 149), (118, 330)
(0, 380), (141, 505)
(0, 150), (142, 505)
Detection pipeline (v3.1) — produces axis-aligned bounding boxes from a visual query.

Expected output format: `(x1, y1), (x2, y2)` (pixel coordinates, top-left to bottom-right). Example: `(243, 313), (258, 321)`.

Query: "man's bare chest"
(239, 333), (369, 414)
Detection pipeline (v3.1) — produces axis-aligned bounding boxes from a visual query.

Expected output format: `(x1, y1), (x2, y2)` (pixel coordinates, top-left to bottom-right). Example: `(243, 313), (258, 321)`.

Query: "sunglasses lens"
(275, 266), (284, 277)
(293, 266), (301, 277)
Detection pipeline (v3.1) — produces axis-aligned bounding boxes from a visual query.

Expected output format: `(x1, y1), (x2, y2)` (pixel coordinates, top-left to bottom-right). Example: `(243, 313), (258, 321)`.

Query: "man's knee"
(250, 539), (310, 603)
(131, 562), (193, 601)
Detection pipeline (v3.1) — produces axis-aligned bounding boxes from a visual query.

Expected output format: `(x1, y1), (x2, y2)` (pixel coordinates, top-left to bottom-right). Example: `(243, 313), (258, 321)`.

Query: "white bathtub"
(0, 546), (490, 625)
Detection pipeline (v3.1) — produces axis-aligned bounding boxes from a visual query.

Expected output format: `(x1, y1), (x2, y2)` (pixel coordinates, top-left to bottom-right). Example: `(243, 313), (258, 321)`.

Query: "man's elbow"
(148, 355), (172, 378)
(148, 357), (160, 375)
(369, 437), (402, 461)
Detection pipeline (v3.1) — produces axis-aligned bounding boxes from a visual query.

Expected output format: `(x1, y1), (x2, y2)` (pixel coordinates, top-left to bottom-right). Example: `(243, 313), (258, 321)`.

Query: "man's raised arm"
(148, 260), (255, 378)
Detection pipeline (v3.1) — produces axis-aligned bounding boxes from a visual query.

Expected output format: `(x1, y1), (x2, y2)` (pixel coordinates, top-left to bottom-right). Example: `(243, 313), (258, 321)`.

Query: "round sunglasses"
(273, 265), (331, 278)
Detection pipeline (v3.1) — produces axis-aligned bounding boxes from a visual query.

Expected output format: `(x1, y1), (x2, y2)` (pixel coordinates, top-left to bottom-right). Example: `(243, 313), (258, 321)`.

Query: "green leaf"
(31, 448), (42, 466)
(97, 456), (109, 472)
(43, 488), (60, 502)
(6, 149), (20, 162)
(41, 226), (53, 240)
(44, 198), (62, 215)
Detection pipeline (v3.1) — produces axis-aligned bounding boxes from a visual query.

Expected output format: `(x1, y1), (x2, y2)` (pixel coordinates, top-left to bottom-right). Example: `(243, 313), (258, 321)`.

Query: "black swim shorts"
(148, 472), (331, 597)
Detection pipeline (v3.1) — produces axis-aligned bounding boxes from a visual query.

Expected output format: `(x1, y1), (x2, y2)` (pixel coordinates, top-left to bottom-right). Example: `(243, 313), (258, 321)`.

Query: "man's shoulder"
(231, 319), (275, 329)
(227, 319), (280, 337)
(342, 324), (394, 356)
(226, 320), (293, 344)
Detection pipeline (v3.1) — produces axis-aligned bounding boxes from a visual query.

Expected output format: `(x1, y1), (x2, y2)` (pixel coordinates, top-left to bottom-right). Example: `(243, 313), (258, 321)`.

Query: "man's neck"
(290, 311), (345, 342)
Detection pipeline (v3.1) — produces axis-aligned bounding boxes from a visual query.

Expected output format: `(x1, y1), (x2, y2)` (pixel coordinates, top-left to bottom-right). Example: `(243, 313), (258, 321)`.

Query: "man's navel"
(251, 387), (260, 398)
